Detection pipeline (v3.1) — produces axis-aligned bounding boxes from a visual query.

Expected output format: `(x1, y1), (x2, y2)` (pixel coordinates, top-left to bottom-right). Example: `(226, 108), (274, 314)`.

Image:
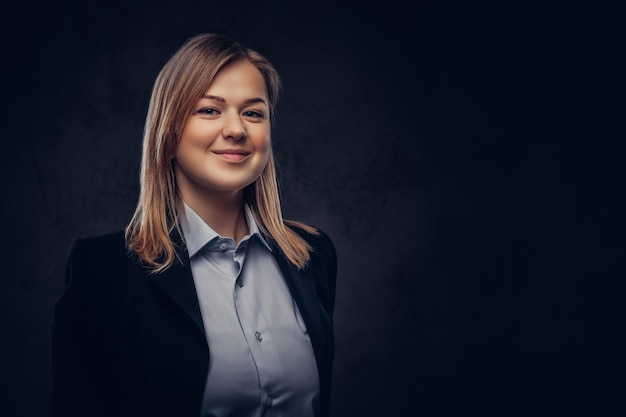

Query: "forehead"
(205, 59), (268, 100)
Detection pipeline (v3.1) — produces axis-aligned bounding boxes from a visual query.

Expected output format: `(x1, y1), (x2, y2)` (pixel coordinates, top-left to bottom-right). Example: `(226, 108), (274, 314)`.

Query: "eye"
(242, 110), (265, 119)
(197, 107), (220, 115)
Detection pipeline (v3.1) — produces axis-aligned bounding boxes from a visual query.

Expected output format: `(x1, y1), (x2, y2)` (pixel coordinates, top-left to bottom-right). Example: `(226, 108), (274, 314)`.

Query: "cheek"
(252, 136), (271, 173)
(256, 127), (272, 152)
(174, 138), (193, 163)
(248, 124), (271, 154)
(260, 138), (271, 154)
(180, 121), (219, 148)
(259, 138), (271, 166)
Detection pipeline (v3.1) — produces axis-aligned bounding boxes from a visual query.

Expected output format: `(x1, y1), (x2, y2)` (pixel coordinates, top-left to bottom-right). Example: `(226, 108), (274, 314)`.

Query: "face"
(173, 59), (271, 199)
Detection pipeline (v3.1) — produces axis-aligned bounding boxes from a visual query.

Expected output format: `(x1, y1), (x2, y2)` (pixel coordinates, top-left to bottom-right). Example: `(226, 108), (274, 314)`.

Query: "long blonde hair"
(125, 33), (317, 273)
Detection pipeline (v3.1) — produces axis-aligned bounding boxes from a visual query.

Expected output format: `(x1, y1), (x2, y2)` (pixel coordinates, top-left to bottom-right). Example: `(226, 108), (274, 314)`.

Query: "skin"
(173, 59), (271, 242)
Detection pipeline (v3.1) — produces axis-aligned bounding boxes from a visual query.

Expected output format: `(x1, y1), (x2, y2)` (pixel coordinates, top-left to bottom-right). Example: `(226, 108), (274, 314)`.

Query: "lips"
(212, 149), (251, 163)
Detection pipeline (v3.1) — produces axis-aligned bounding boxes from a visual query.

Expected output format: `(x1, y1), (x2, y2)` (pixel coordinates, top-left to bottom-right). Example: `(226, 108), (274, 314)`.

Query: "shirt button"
(219, 243), (228, 250)
(266, 397), (273, 407)
(236, 279), (244, 288)
(254, 331), (263, 342)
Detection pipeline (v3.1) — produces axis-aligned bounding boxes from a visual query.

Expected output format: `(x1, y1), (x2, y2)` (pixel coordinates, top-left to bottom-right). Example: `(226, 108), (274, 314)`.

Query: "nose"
(222, 112), (246, 141)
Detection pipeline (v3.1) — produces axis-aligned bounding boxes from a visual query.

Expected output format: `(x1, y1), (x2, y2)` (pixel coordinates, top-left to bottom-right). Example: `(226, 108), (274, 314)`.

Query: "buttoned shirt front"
(179, 203), (319, 417)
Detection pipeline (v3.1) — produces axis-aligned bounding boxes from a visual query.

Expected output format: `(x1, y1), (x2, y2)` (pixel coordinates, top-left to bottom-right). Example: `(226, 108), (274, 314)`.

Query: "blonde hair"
(125, 33), (317, 273)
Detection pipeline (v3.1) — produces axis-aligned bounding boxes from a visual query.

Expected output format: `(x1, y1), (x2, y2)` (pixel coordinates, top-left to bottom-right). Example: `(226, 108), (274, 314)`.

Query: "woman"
(52, 33), (337, 417)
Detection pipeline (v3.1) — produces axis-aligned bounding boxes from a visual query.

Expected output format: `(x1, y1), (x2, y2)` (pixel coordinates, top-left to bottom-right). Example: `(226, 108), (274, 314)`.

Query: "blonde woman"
(52, 33), (337, 417)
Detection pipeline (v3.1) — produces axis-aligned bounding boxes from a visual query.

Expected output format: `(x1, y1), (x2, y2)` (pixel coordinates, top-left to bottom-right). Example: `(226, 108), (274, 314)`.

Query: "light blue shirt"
(179, 203), (319, 417)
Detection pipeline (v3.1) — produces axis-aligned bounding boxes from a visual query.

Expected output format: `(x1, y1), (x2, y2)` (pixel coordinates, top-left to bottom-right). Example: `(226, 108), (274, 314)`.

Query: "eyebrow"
(202, 95), (267, 106)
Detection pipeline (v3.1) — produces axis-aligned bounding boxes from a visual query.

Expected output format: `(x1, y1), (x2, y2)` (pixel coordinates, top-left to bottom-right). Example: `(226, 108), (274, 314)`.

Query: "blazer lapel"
(272, 248), (326, 374)
(147, 250), (205, 336)
(140, 246), (208, 417)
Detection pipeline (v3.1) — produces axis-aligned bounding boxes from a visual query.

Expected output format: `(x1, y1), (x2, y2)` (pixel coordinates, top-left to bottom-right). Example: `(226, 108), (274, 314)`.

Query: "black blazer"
(51, 226), (337, 417)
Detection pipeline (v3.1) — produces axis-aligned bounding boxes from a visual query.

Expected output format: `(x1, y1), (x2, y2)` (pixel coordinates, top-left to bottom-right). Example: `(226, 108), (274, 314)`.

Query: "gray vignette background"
(1, 1), (624, 416)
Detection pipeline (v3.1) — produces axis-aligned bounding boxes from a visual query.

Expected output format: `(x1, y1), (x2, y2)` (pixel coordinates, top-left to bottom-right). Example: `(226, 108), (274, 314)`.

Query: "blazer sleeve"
(51, 238), (121, 417)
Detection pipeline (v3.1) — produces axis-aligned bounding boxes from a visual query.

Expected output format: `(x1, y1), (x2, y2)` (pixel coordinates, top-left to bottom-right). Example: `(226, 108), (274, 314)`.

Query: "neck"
(181, 188), (249, 243)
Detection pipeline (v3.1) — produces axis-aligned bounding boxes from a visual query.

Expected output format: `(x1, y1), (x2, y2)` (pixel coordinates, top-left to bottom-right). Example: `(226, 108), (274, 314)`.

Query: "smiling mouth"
(212, 150), (251, 163)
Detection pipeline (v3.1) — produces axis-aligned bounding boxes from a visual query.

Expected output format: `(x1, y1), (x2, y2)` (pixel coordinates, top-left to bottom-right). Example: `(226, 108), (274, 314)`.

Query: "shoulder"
(285, 222), (338, 315)
(286, 220), (335, 249)
(285, 221), (337, 269)
(70, 229), (127, 252)
(66, 230), (137, 284)
(69, 230), (128, 264)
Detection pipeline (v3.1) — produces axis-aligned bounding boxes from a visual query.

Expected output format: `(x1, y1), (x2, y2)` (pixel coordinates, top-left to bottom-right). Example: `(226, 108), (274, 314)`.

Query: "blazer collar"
(270, 241), (326, 378)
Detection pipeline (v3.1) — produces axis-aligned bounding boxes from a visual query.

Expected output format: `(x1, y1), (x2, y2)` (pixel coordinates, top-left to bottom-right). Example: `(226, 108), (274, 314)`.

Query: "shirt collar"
(179, 202), (272, 258)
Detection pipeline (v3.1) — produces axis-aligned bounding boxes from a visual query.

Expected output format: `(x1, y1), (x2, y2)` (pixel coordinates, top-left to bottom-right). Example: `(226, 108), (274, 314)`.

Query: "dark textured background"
(1, 1), (624, 416)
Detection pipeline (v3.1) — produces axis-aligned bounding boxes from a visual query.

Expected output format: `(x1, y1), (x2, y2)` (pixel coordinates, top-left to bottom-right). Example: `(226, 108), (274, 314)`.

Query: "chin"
(210, 179), (257, 193)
